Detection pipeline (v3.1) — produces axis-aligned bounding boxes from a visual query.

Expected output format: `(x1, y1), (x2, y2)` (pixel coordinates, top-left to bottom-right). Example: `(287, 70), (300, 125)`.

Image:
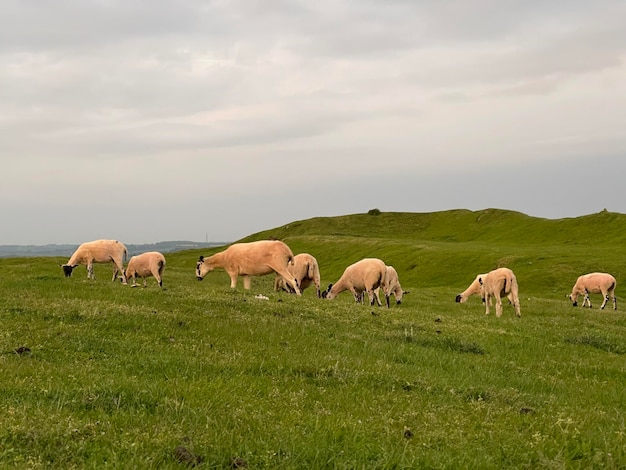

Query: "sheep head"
(60, 264), (78, 277)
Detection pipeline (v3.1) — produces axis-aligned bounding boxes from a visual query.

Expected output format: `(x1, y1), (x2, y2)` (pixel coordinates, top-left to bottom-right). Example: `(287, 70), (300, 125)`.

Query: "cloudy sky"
(1, 0), (625, 245)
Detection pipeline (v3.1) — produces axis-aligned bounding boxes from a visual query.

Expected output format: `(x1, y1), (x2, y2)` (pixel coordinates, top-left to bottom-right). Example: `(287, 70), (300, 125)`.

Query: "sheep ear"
(478, 277), (483, 285)
(198, 256), (204, 262)
(326, 283), (333, 292)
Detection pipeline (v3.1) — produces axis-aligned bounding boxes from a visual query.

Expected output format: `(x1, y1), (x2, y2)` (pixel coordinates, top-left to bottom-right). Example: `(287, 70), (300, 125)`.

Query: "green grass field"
(1, 209), (625, 468)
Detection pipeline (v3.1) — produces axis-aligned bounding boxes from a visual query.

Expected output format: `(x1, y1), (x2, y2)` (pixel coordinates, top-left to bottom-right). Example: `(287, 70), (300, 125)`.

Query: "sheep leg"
(613, 294), (617, 310)
(484, 294), (491, 315)
(242, 275), (251, 290)
(367, 289), (380, 306)
(494, 293), (503, 317)
(229, 273), (239, 289)
(87, 263), (95, 280)
(153, 268), (163, 287)
(112, 259), (127, 284)
(513, 296), (521, 317)
(600, 292), (609, 310)
(273, 268), (301, 295)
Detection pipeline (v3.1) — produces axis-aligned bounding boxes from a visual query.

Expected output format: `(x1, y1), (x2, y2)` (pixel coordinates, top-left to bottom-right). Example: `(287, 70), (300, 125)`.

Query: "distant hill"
(0, 241), (228, 258)
(241, 208), (626, 246)
(228, 208), (626, 293)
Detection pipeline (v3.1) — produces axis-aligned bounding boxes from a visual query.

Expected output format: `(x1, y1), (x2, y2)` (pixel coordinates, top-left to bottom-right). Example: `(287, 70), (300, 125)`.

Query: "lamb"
(274, 253), (321, 297)
(196, 240), (301, 295)
(60, 239), (128, 283)
(124, 251), (166, 288)
(478, 267), (521, 317)
(324, 258), (389, 307)
(568, 272), (617, 310)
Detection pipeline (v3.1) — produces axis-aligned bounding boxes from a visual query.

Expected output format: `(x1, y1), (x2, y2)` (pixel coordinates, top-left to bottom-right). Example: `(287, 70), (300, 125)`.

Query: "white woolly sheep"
(125, 251), (166, 288)
(479, 267), (521, 317)
(369, 265), (405, 306)
(383, 265), (405, 305)
(324, 258), (389, 307)
(60, 239), (128, 283)
(274, 253), (321, 297)
(568, 272), (617, 310)
(196, 240), (301, 295)
(455, 272), (514, 306)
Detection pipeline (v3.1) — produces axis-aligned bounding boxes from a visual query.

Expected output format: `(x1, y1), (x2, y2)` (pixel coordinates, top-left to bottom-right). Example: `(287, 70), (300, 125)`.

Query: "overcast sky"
(1, 0), (625, 245)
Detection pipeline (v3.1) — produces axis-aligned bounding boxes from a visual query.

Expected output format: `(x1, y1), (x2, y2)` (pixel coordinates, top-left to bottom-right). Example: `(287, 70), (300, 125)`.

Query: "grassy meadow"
(1, 209), (625, 468)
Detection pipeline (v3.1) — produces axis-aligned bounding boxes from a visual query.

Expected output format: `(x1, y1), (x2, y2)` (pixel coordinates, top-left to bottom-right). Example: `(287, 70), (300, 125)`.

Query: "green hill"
(223, 208), (626, 296)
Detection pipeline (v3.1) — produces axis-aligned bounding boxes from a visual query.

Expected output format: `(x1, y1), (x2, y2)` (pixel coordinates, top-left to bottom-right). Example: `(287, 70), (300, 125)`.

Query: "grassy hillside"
(1, 209), (625, 468)
(233, 208), (626, 297)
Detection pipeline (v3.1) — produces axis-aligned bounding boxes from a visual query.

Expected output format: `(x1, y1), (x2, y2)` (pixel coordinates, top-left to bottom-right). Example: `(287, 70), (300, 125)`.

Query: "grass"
(1, 209), (626, 468)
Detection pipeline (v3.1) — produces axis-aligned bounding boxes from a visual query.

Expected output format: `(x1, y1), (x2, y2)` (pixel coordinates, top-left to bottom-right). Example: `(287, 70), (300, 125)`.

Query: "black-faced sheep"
(196, 240), (301, 295)
(60, 239), (128, 283)
(325, 258), (389, 307)
(125, 251), (166, 288)
(274, 253), (321, 297)
(568, 272), (617, 310)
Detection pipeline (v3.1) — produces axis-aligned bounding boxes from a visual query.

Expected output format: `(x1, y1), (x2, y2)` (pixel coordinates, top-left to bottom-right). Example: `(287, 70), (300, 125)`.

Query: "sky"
(1, 0), (625, 245)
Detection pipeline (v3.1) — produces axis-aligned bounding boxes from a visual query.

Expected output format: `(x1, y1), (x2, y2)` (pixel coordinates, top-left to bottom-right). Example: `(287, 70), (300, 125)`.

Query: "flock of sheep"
(60, 239), (618, 315)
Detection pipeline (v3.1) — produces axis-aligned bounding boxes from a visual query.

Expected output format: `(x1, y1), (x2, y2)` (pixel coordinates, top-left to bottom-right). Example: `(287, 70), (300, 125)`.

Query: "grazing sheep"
(274, 253), (321, 297)
(196, 240), (301, 295)
(325, 258), (389, 307)
(125, 251), (166, 288)
(568, 272), (617, 310)
(370, 265), (405, 306)
(479, 267), (521, 317)
(455, 272), (514, 306)
(60, 239), (128, 283)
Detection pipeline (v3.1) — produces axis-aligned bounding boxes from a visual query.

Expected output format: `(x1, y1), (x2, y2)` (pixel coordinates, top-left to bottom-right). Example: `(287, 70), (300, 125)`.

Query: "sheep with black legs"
(568, 272), (617, 310)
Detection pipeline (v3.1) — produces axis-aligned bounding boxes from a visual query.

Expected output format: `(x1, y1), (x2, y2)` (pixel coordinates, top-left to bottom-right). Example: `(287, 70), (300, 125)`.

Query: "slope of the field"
(220, 208), (626, 298)
(2, 208), (626, 468)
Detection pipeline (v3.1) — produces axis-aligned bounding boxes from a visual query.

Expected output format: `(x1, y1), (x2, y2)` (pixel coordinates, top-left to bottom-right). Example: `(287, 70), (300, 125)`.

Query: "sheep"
(124, 251), (166, 288)
(60, 239), (128, 283)
(196, 240), (301, 295)
(478, 267), (521, 317)
(324, 258), (389, 307)
(455, 272), (515, 306)
(369, 265), (405, 306)
(274, 253), (321, 297)
(567, 272), (617, 310)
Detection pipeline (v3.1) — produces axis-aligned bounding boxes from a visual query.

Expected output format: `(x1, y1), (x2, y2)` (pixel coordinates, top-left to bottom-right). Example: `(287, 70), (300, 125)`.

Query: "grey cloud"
(1, 1), (625, 245)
